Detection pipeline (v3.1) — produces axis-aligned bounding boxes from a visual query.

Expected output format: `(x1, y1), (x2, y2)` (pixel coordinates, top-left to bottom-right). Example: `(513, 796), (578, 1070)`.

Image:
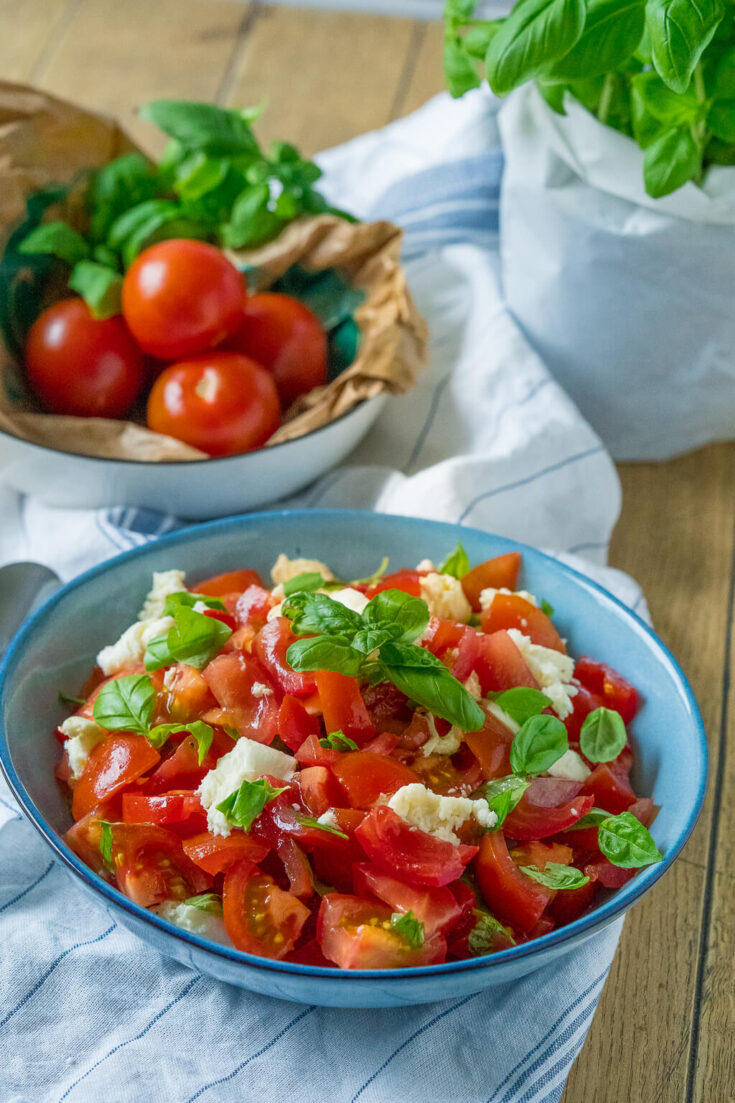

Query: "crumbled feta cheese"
(485, 701), (520, 734)
(421, 713), (464, 757)
(479, 587), (539, 612)
(547, 748), (591, 782)
(316, 809), (339, 829)
(61, 716), (107, 779)
(251, 681), (274, 699)
(96, 616), (174, 676)
(198, 737), (296, 836)
(387, 783), (497, 845)
(271, 555), (335, 586)
(507, 630), (578, 720)
(138, 570), (187, 621)
(154, 901), (233, 947)
(415, 558), (436, 572)
(419, 572), (472, 623)
(464, 671), (482, 701)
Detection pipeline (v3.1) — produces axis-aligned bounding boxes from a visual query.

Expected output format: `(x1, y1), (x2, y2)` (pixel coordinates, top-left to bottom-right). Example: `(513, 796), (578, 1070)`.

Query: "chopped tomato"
(580, 761), (637, 814)
(202, 608), (237, 632)
(122, 790), (207, 834)
(409, 746), (483, 797)
(369, 570), (422, 597)
(235, 585), (274, 629)
(627, 796), (656, 827)
(355, 805), (478, 888)
(297, 765), (346, 816)
(278, 695), (321, 752)
(353, 863), (462, 936)
(72, 734), (160, 820)
(111, 823), (211, 907)
(361, 682), (412, 735)
(153, 663), (217, 724)
(461, 553), (522, 610)
(464, 709), (514, 780)
(203, 651), (279, 742)
(254, 618), (317, 698)
(64, 799), (121, 877)
(333, 752), (418, 808)
(474, 630), (539, 693)
(223, 860), (310, 958)
(422, 616), (468, 656)
(317, 894), (447, 969)
(583, 856), (635, 889)
(284, 939), (335, 967)
(253, 791), (350, 854)
(564, 684), (605, 740)
(474, 831), (554, 933)
(182, 831), (269, 875)
(481, 594), (565, 652)
(548, 878), (598, 924)
(362, 731), (401, 756)
(194, 569), (264, 597)
(574, 656), (639, 723)
(509, 839), (574, 868)
(276, 837), (314, 899)
(144, 727), (232, 794)
(503, 779), (594, 841)
(315, 671), (375, 745)
(295, 732), (340, 768)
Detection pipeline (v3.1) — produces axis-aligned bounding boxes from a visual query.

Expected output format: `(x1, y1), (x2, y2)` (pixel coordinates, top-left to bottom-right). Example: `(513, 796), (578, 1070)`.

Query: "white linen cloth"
(0, 89), (645, 1103)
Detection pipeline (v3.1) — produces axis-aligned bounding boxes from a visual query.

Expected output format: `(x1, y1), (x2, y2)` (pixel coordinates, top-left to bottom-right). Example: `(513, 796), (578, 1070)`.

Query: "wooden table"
(5, 3), (734, 1099)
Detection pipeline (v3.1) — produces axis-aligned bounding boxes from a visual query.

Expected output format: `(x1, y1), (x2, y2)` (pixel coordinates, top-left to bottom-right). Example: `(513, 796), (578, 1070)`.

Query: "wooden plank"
(225, 5), (419, 155)
(565, 443), (735, 1103)
(0, 0), (72, 83)
(394, 20), (445, 118)
(34, 0), (248, 154)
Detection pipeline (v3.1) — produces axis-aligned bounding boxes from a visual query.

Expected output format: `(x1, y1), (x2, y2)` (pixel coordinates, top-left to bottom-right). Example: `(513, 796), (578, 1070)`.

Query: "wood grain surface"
(4, 3), (733, 1099)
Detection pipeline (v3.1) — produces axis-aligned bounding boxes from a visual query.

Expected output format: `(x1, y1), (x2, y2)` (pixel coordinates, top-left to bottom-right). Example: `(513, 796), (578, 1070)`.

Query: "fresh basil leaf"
(643, 125), (701, 197)
(548, 0), (645, 80)
(488, 687), (552, 725)
(437, 541), (470, 579)
(18, 221), (90, 266)
(140, 100), (261, 156)
(147, 720), (214, 765)
(708, 101), (735, 143)
(283, 572), (325, 598)
(88, 153), (161, 242)
(99, 821), (115, 866)
(294, 812), (348, 839)
(319, 730), (359, 751)
(509, 714), (568, 776)
(363, 590), (430, 644)
(631, 70), (700, 147)
(485, 0), (586, 97)
(68, 261), (123, 319)
(172, 153), (230, 202)
(537, 79), (568, 113)
(485, 775), (530, 827)
(540, 598), (554, 618)
(283, 591), (363, 640)
(444, 0), (480, 23)
(579, 706), (627, 763)
(58, 691), (86, 708)
(520, 862), (590, 889)
(463, 20), (503, 59)
(220, 184), (281, 249)
(379, 641), (485, 732)
(646, 0), (724, 95)
(467, 911), (515, 955)
(351, 627), (395, 655)
(163, 591), (226, 615)
(144, 605), (232, 672)
(597, 811), (663, 868)
(564, 806), (610, 831)
(390, 910), (425, 948)
(443, 37), (483, 98)
(286, 636), (363, 677)
(182, 893), (223, 916)
(216, 777), (287, 831)
(350, 556), (389, 587)
(92, 673), (155, 734)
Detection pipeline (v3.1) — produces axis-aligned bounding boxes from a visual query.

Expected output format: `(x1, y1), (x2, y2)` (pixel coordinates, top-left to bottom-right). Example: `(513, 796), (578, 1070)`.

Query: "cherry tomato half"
(25, 298), (145, 417)
(122, 239), (245, 359)
(146, 351), (281, 457)
(227, 292), (327, 407)
(222, 859), (310, 958)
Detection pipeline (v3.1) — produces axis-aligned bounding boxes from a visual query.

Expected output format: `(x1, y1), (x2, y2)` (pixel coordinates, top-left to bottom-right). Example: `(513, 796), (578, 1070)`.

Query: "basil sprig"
(437, 540), (470, 579)
(93, 673), (155, 735)
(597, 810), (663, 868)
(283, 572), (326, 598)
(467, 911), (515, 955)
(163, 591), (226, 614)
(390, 910), (425, 948)
(509, 714), (569, 776)
(488, 687), (552, 726)
(484, 775), (531, 828)
(284, 588), (484, 732)
(520, 862), (590, 890)
(216, 778), (287, 831)
(579, 706), (627, 763)
(147, 720), (214, 765)
(145, 602), (232, 672)
(319, 730), (359, 752)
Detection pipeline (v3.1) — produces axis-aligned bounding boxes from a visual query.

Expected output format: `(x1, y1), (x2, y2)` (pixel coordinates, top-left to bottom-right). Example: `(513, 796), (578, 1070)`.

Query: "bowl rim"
(0, 396), (381, 468)
(0, 508), (708, 981)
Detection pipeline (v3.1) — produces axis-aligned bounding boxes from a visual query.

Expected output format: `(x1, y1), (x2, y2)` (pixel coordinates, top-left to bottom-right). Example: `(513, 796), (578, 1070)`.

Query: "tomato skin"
(583, 856), (635, 889)
(72, 734), (160, 820)
(276, 837), (314, 899)
(194, 568), (264, 596)
(332, 752), (419, 809)
(317, 894), (447, 969)
(579, 761), (637, 815)
(369, 570), (422, 598)
(481, 594), (565, 653)
(574, 656), (639, 723)
(474, 630), (539, 693)
(278, 695), (321, 752)
(122, 239), (245, 359)
(361, 683), (412, 735)
(503, 779), (594, 841)
(226, 292), (327, 407)
(353, 864), (462, 936)
(315, 671), (375, 746)
(475, 831), (554, 933)
(202, 608), (236, 631)
(295, 732), (339, 768)
(422, 616), (468, 656)
(464, 709), (514, 780)
(461, 553), (522, 610)
(64, 798), (121, 877)
(548, 878), (598, 924)
(147, 352), (281, 457)
(254, 618), (317, 698)
(144, 728), (231, 795)
(222, 859), (310, 958)
(122, 790), (207, 834)
(297, 765), (346, 816)
(564, 684), (605, 741)
(408, 747), (483, 798)
(235, 585), (274, 630)
(111, 823), (212, 907)
(355, 805), (478, 888)
(202, 651), (279, 742)
(153, 663), (217, 725)
(182, 831), (270, 875)
(25, 298), (144, 417)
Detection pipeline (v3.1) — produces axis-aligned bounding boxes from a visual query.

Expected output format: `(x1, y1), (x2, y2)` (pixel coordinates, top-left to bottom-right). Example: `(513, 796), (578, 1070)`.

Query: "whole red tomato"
(24, 298), (145, 417)
(146, 351), (281, 457)
(122, 239), (245, 360)
(227, 292), (327, 407)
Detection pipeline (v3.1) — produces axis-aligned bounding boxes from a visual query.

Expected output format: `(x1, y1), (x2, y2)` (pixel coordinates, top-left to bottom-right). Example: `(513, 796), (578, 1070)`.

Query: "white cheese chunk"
(61, 716), (107, 779)
(251, 681), (274, 699)
(507, 629), (578, 720)
(198, 737), (296, 837)
(138, 569), (187, 621)
(419, 572), (472, 623)
(478, 587), (539, 611)
(415, 558), (436, 572)
(268, 583), (369, 623)
(421, 712), (464, 757)
(485, 701), (520, 734)
(547, 748), (591, 782)
(270, 555), (335, 585)
(387, 783), (496, 845)
(96, 616), (174, 676)
(154, 901), (233, 947)
(316, 809), (339, 829)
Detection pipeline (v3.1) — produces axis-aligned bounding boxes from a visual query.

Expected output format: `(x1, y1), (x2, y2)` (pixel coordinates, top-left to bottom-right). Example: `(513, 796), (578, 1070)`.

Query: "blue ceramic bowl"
(0, 510), (707, 1007)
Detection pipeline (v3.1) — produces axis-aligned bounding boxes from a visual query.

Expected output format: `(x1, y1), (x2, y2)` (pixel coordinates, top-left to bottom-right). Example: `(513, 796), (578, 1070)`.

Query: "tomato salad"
(56, 546), (662, 969)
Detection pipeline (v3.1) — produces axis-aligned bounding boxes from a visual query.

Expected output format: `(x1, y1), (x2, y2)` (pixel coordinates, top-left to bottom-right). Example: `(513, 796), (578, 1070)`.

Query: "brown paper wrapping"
(0, 82), (428, 462)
